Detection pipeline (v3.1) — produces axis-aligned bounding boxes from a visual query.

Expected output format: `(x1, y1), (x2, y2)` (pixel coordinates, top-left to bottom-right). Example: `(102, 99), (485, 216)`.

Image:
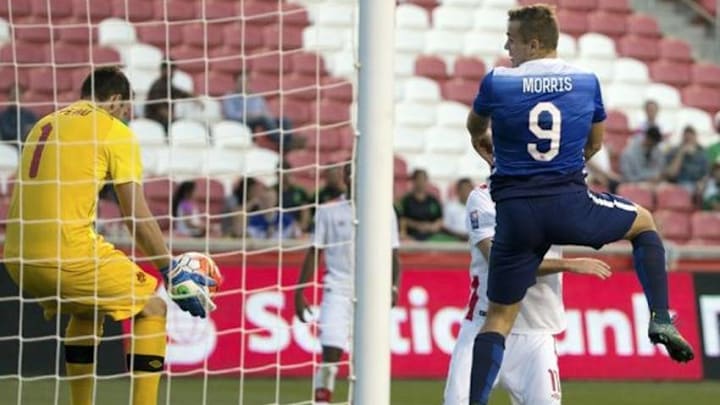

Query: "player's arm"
(294, 246), (320, 321)
(115, 182), (171, 269)
(467, 111), (493, 165)
(584, 121), (605, 162)
(538, 257), (611, 279)
(391, 249), (401, 306)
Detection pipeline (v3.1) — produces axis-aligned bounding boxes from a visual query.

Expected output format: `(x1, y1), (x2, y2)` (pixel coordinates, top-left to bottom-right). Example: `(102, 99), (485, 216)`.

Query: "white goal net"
(0, 0), (362, 404)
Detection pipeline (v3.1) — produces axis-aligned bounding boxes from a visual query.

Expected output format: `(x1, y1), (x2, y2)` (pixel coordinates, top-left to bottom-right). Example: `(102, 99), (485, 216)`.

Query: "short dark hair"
(645, 126), (662, 144)
(411, 169), (428, 180)
(508, 4), (559, 51)
(456, 177), (472, 191)
(683, 125), (696, 135)
(80, 66), (131, 101)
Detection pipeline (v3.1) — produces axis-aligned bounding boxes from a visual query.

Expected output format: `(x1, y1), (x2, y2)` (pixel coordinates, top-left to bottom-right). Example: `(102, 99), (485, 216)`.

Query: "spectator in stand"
(620, 126), (665, 183)
(276, 161), (311, 232)
(172, 181), (206, 237)
(442, 178), (473, 241)
(664, 125), (708, 194)
(246, 185), (301, 239)
(398, 169), (444, 241)
(316, 165), (347, 204)
(223, 177), (264, 237)
(701, 161), (720, 211)
(587, 145), (622, 193)
(145, 60), (194, 132)
(222, 73), (304, 150)
(0, 86), (37, 147)
(638, 100), (661, 132)
(706, 111), (720, 164)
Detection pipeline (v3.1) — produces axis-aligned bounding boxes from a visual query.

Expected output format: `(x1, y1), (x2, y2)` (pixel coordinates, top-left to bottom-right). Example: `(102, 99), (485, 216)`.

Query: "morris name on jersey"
(522, 76), (573, 94)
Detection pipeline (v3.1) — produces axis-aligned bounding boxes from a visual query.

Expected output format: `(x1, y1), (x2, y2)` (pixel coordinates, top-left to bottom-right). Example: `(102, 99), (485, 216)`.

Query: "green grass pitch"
(1, 377), (718, 404)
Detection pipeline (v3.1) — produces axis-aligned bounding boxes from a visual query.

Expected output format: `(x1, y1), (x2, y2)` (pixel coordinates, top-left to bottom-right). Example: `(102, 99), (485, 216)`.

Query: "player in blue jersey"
(465, 5), (694, 405)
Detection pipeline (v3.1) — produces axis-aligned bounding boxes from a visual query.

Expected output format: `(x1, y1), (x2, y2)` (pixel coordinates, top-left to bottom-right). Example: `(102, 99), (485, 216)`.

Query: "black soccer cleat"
(648, 314), (695, 363)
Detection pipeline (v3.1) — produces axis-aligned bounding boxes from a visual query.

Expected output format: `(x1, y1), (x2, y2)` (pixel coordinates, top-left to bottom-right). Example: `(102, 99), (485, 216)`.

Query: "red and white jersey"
(466, 186), (566, 334)
(313, 196), (400, 294)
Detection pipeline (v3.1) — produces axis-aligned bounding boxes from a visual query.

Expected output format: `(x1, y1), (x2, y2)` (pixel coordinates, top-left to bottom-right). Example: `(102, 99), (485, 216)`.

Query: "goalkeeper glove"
(160, 260), (217, 318)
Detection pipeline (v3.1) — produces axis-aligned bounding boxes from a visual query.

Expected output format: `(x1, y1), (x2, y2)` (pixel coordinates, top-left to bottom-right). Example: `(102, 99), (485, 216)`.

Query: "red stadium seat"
(617, 183), (654, 210)
(453, 57), (485, 82)
(626, 14), (662, 38)
(241, 1), (280, 27)
(322, 78), (353, 103)
(598, 0), (632, 14)
(558, 0), (597, 12)
(144, 177), (175, 204)
(655, 183), (693, 212)
(170, 46), (206, 73)
(556, 10), (589, 37)
(183, 23), (225, 50)
(700, 0), (717, 15)
(248, 72), (279, 94)
(248, 53), (291, 75)
(0, 0), (32, 20)
(682, 86), (720, 113)
(28, 68), (73, 94)
(111, 0), (155, 22)
(691, 211), (720, 241)
(291, 52), (327, 77)
(225, 24), (264, 51)
(618, 35), (660, 62)
(283, 74), (319, 101)
(267, 98), (311, 124)
(0, 46), (47, 65)
(519, 0), (559, 5)
(395, 156), (409, 179)
(208, 49), (245, 75)
(15, 26), (52, 43)
(50, 44), (88, 65)
(659, 38), (693, 63)
(588, 12), (627, 39)
(654, 210), (691, 243)
(32, 0), (73, 22)
(137, 24), (185, 49)
(195, 72), (236, 97)
(72, 0), (113, 22)
(415, 55), (448, 82)
(691, 63), (720, 88)
(194, 178), (225, 206)
(442, 79), (476, 106)
(91, 47), (121, 66)
(313, 100), (350, 125)
(281, 3), (310, 28)
(56, 26), (96, 45)
(263, 24), (304, 51)
(21, 90), (55, 117)
(155, 0), (196, 22)
(605, 110), (631, 134)
(285, 149), (317, 171)
(201, 2), (237, 20)
(649, 61), (692, 88)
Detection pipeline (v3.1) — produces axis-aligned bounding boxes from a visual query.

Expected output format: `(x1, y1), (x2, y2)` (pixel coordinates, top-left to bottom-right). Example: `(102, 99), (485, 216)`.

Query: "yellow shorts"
(5, 248), (158, 321)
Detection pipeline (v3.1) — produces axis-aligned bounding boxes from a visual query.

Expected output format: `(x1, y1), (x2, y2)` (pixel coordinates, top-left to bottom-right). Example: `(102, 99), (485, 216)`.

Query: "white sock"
(314, 363), (339, 392)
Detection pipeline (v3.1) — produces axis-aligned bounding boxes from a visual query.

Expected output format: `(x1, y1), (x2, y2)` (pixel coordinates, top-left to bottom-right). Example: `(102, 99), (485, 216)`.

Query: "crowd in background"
(3, 63), (720, 243)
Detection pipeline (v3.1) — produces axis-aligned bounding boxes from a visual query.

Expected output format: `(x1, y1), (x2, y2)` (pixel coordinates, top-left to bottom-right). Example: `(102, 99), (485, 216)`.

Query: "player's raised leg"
(64, 315), (103, 405)
(623, 205), (694, 361)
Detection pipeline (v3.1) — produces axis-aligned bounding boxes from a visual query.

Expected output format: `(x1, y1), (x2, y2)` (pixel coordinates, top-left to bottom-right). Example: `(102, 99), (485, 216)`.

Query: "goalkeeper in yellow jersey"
(3, 66), (215, 405)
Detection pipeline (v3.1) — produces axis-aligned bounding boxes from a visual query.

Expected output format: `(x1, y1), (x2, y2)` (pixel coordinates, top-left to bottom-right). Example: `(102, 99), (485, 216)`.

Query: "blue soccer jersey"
(472, 58), (606, 201)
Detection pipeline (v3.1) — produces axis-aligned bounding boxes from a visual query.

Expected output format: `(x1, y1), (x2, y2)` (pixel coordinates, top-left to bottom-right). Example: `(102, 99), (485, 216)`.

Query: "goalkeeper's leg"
(65, 315), (104, 405)
(127, 296), (167, 405)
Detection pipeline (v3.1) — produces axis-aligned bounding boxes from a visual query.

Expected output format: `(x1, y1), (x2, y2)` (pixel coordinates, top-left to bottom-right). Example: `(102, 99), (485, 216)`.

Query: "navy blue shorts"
(488, 190), (637, 305)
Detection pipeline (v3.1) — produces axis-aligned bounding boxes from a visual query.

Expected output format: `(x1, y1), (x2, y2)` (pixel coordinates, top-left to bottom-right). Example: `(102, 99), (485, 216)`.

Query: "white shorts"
(443, 318), (562, 405)
(318, 288), (352, 350)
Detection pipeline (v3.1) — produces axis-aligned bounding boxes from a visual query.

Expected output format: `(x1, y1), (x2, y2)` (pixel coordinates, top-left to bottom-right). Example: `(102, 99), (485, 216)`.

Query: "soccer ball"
(173, 251), (224, 297)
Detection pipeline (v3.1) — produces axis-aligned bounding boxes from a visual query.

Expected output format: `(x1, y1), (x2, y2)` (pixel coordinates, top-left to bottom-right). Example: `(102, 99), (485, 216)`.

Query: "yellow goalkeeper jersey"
(4, 100), (143, 268)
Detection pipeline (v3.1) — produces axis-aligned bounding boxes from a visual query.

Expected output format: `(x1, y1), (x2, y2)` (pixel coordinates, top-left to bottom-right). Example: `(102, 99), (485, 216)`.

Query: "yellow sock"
(128, 315), (166, 405)
(65, 316), (103, 405)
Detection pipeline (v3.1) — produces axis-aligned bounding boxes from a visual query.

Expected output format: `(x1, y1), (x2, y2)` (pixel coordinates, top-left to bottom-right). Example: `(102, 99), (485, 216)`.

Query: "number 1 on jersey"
(528, 102), (561, 162)
(29, 123), (52, 178)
